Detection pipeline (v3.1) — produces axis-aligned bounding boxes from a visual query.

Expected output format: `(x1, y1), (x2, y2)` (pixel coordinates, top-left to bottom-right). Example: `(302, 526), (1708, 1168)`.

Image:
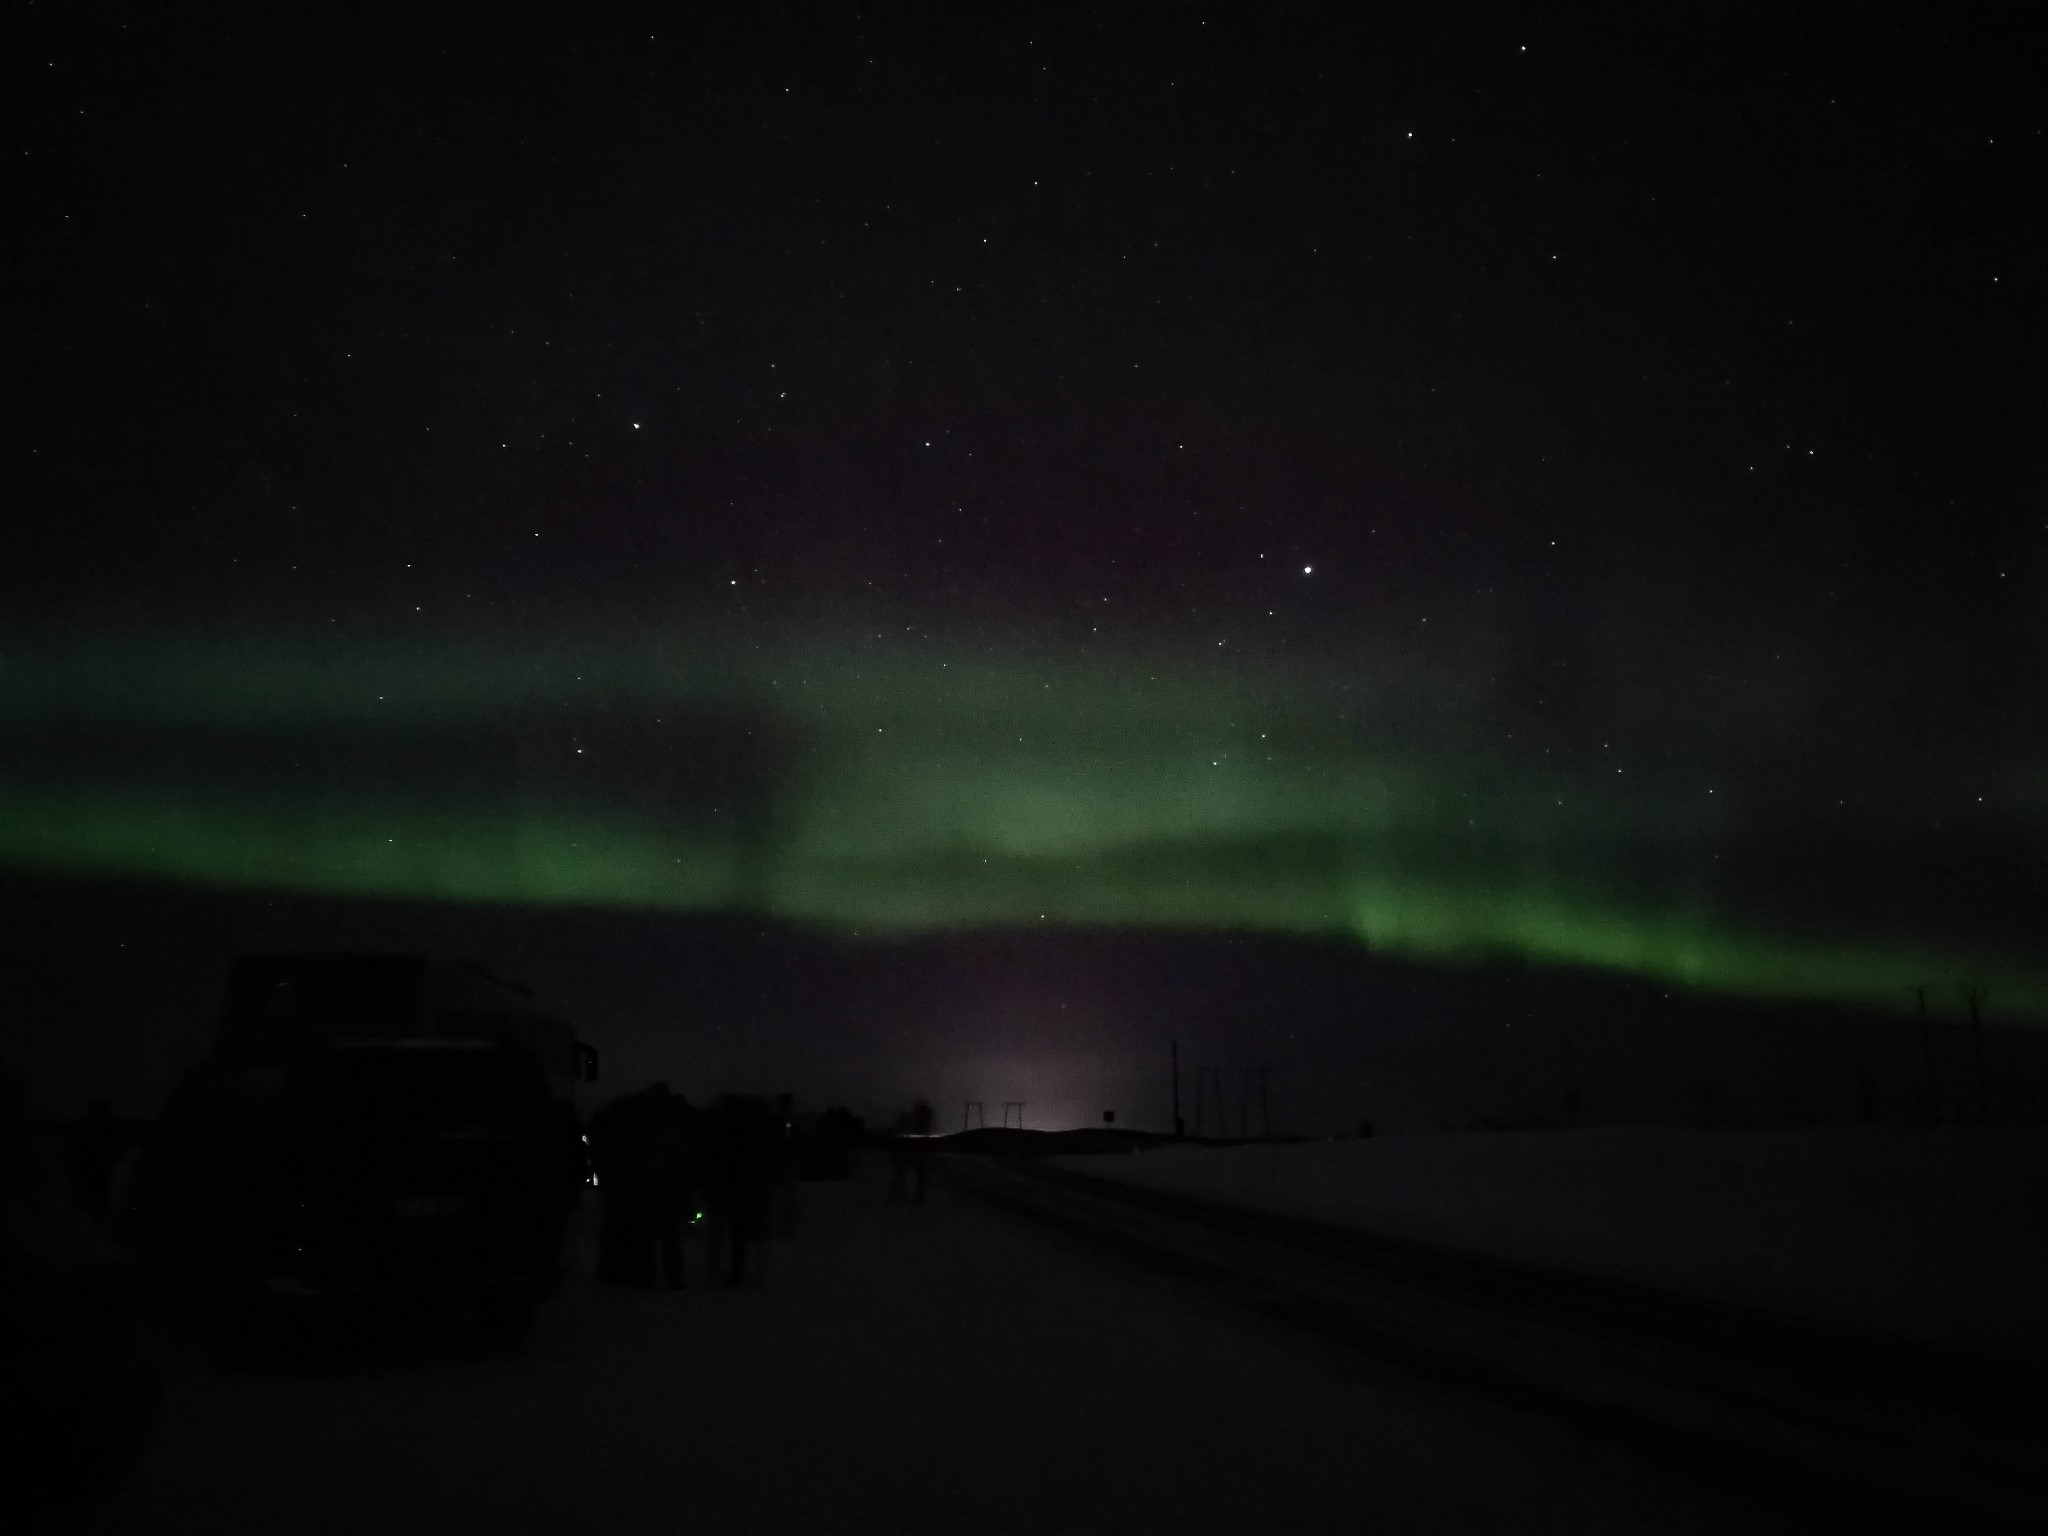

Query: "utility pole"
(1001, 1101), (1025, 1130)
(1193, 1066), (1225, 1138)
(1918, 983), (1993, 1124)
(963, 1101), (985, 1132)
(1172, 1036), (1183, 1139)
(1900, 991), (1933, 1122)
(1960, 984), (1991, 1123)
(1916, 986), (1937, 1123)
(1240, 1067), (1271, 1141)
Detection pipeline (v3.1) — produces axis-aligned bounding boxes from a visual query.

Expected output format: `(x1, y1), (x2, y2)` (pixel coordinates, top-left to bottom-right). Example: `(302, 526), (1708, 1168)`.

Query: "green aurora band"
(3, 625), (2042, 1018)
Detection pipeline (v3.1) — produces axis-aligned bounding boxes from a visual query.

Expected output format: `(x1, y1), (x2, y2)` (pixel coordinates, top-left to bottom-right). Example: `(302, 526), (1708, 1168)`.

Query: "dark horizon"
(7, 870), (2036, 1139)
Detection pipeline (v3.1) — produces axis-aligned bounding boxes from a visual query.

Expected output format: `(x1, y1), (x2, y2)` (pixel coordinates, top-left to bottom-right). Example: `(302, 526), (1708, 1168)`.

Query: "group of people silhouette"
(586, 1085), (789, 1289)
(587, 1085), (930, 1288)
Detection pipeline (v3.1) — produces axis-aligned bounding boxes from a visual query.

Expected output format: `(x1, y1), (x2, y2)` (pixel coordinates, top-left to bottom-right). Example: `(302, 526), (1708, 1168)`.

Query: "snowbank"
(1052, 1127), (2048, 1356)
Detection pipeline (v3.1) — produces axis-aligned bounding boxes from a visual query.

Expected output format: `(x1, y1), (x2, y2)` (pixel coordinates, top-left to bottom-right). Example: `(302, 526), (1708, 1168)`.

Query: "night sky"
(6, 4), (2045, 1120)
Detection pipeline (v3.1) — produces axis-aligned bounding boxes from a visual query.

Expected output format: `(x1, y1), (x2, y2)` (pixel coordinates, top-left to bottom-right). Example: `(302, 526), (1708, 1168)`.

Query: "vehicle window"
(434, 1010), (575, 1079)
(218, 957), (417, 1053)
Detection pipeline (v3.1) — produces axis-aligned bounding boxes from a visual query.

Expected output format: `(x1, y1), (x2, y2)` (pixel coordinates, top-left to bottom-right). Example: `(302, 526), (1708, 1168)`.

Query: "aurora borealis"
(5, 620), (2041, 1017)
(8, 0), (2047, 1139)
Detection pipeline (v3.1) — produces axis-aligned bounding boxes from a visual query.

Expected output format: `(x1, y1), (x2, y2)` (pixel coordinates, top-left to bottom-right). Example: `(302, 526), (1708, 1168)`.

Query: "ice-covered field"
(1053, 1127), (2048, 1355)
(78, 1163), (1777, 1535)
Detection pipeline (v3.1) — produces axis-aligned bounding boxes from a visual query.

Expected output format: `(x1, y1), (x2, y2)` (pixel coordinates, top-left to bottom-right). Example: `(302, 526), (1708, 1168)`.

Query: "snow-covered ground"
(1052, 1127), (2048, 1357)
(77, 1162), (1782, 1535)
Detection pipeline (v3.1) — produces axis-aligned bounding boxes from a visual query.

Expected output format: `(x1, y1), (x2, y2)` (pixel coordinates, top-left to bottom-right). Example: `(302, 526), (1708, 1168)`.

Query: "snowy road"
(972, 1153), (2048, 1529)
(85, 1162), (1788, 1535)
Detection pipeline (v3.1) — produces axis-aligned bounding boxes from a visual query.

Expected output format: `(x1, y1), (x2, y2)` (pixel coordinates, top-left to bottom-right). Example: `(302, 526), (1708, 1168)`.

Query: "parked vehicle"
(123, 954), (595, 1352)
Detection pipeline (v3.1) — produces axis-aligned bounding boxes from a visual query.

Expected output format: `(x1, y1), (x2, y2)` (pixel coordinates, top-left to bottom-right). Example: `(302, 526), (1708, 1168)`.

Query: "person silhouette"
(638, 1086), (696, 1290)
(701, 1095), (779, 1285)
(888, 1099), (934, 1204)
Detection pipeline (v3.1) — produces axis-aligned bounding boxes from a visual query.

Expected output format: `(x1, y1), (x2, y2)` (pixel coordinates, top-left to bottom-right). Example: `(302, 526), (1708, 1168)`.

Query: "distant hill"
(926, 1126), (1316, 1157)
